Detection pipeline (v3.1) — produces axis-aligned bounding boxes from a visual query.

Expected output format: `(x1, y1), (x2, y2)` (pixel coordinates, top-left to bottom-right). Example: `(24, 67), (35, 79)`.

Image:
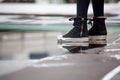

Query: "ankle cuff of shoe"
(93, 17), (107, 20)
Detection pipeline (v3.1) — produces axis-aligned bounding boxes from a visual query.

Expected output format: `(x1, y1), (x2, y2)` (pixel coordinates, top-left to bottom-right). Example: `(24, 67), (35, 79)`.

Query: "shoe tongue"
(73, 22), (81, 26)
(74, 18), (82, 22)
(74, 17), (87, 21)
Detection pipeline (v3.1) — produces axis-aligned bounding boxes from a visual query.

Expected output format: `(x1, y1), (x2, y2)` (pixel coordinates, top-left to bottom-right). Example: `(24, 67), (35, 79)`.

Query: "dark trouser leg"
(90, 0), (107, 35)
(61, 0), (90, 38)
(92, 0), (104, 17)
(77, 0), (90, 17)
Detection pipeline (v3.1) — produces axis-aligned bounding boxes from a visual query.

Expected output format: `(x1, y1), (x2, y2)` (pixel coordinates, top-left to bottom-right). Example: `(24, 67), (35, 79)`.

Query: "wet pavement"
(0, 25), (120, 80)
(0, 54), (120, 80)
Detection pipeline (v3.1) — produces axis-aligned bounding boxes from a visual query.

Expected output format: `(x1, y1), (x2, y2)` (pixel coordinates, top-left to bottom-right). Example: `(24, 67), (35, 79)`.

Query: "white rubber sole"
(58, 43), (89, 48)
(89, 35), (107, 44)
(57, 35), (89, 43)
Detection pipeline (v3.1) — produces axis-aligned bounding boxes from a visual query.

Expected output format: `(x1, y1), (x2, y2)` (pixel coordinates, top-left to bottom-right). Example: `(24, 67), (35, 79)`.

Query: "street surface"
(0, 26), (120, 80)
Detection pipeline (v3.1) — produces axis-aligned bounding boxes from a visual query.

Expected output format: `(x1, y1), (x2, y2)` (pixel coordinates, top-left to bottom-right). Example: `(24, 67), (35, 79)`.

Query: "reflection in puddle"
(0, 29), (119, 60)
(0, 31), (65, 60)
(61, 46), (89, 53)
(57, 34), (107, 54)
(58, 42), (107, 54)
(30, 52), (49, 59)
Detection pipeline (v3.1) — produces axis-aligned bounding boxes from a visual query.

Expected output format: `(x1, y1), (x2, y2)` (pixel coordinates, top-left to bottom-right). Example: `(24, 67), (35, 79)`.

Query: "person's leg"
(77, 0), (90, 17)
(92, 0), (104, 17)
(57, 0), (91, 51)
(89, 0), (107, 46)
(62, 0), (90, 38)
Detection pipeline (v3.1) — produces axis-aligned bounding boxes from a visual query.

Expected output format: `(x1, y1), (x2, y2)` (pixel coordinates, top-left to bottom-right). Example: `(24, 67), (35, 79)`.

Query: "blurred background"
(0, 0), (120, 60)
(0, 0), (119, 3)
(0, 1), (120, 79)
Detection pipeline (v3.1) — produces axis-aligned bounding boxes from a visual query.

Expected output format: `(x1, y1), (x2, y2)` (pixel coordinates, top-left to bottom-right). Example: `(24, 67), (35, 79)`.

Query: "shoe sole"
(58, 43), (89, 48)
(89, 35), (107, 44)
(57, 35), (89, 46)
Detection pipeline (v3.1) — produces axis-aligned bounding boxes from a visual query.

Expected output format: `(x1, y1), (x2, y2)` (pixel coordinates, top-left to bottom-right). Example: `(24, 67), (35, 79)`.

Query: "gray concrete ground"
(0, 54), (120, 80)
(0, 28), (120, 80)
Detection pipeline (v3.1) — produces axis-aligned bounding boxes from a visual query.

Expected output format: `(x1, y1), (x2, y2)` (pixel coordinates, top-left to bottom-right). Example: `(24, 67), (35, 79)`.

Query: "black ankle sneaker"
(57, 17), (88, 44)
(89, 17), (107, 46)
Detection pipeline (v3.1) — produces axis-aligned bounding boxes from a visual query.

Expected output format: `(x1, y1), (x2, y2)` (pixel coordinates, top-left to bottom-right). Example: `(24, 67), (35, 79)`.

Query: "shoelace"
(69, 17), (87, 21)
(87, 18), (93, 26)
(69, 17), (94, 27)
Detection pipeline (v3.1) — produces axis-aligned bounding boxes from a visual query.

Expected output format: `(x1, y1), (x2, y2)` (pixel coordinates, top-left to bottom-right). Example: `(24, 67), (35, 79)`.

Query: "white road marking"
(112, 34), (120, 44)
(104, 49), (120, 52)
(32, 63), (75, 68)
(102, 65), (120, 80)
(102, 31), (120, 80)
(31, 55), (75, 68)
(112, 37), (120, 44)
